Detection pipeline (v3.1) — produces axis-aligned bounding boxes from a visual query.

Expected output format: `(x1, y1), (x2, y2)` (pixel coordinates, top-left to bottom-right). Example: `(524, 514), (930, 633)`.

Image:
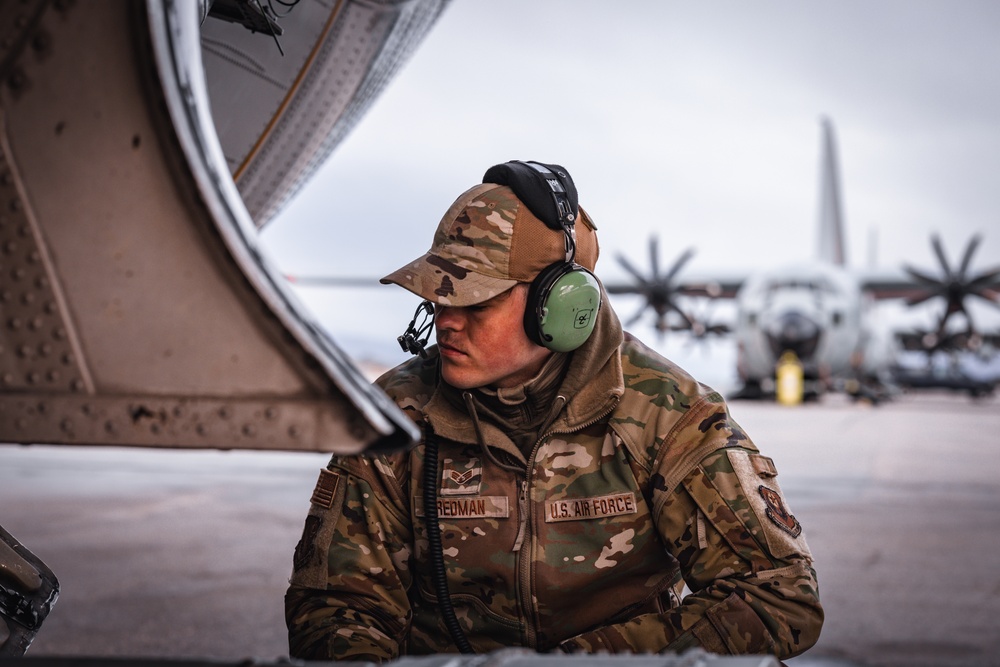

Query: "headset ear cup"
(524, 263), (602, 352)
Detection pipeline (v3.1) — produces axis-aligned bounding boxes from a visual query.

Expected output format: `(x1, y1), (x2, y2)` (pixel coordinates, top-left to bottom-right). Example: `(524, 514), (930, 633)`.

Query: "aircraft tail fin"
(817, 117), (847, 266)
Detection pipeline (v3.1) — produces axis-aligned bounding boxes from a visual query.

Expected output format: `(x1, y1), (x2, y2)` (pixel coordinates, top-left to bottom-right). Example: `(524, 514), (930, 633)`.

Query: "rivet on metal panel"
(81, 403), (93, 416)
(1, 291), (10, 302)
(44, 300), (55, 313)
(71, 379), (84, 392)
(14, 418), (24, 429)
(39, 343), (51, 356)
(196, 424), (207, 436)
(242, 424), (256, 437)
(8, 317), (21, 330)
(219, 406), (231, 419)
(105, 421), (117, 435)
(3, 240), (15, 254)
(26, 372), (39, 384)
(37, 402), (47, 415)
(29, 317), (42, 330)
(150, 422), (160, 434)
(31, 30), (51, 55)
(54, 121), (65, 136)
(21, 291), (34, 304)
(62, 353), (73, 365)
(46, 370), (58, 382)
(28, 250), (39, 264)
(17, 225), (28, 238)
(172, 406), (183, 418)
(35, 276), (48, 288)
(264, 407), (277, 420)
(17, 344), (31, 358)
(288, 425), (300, 439)
(60, 418), (73, 434)
(2, 373), (13, 385)
(10, 267), (24, 280)
(8, 199), (19, 213)
(53, 327), (65, 340)
(5, 69), (26, 92)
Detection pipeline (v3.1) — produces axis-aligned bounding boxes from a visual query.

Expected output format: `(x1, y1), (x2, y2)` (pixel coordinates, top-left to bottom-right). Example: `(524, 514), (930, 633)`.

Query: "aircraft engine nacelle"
(0, 0), (438, 454)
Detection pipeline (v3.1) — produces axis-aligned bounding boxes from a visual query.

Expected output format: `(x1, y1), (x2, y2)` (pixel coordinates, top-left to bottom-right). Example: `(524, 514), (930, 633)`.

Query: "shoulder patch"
(310, 468), (340, 509)
(726, 449), (812, 560)
(758, 485), (802, 537)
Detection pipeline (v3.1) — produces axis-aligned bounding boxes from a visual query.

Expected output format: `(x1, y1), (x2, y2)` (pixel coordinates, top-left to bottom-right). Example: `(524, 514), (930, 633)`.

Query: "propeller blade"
(905, 292), (938, 307)
(903, 265), (944, 287)
(668, 301), (695, 329)
(967, 266), (1000, 291)
(649, 237), (661, 282)
(970, 291), (1000, 309)
(931, 234), (953, 281)
(616, 253), (650, 286)
(664, 248), (695, 284)
(625, 304), (647, 327)
(957, 234), (982, 280)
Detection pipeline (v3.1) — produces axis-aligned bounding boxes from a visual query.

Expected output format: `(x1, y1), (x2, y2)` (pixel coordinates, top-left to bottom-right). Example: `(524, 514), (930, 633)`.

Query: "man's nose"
(434, 305), (465, 331)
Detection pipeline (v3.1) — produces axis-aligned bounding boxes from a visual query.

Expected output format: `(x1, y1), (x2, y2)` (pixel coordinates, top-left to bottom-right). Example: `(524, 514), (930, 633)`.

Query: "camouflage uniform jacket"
(285, 307), (823, 661)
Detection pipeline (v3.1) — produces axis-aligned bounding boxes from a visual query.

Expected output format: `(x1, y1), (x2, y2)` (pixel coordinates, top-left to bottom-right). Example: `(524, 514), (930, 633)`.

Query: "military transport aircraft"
(603, 118), (1000, 403)
(0, 0), (444, 655)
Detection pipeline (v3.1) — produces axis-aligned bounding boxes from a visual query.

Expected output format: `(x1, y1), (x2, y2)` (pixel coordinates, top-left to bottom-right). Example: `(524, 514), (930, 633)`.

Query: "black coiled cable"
(422, 432), (475, 654)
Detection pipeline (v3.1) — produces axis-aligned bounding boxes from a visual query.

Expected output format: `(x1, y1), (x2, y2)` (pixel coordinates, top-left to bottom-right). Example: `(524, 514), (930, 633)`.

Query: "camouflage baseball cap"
(380, 183), (599, 306)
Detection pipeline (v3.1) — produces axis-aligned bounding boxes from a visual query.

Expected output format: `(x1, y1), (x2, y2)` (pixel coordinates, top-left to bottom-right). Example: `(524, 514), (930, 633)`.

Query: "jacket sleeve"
(559, 396), (823, 658)
(284, 454), (414, 662)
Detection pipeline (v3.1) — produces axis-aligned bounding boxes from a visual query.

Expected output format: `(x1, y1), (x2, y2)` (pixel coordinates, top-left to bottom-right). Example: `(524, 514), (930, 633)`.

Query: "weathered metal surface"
(201, 0), (450, 226)
(0, 0), (420, 455)
(0, 525), (58, 657)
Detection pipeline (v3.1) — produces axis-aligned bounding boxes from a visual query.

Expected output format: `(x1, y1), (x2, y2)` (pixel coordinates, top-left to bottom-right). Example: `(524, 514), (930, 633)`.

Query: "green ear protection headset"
(482, 160), (603, 353)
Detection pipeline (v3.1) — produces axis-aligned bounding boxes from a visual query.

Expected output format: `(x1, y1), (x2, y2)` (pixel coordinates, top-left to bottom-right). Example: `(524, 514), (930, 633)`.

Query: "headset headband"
(482, 161), (580, 263)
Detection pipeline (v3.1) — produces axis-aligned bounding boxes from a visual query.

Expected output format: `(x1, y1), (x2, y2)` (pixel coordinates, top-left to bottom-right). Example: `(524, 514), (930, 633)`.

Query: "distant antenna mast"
(818, 117), (847, 266)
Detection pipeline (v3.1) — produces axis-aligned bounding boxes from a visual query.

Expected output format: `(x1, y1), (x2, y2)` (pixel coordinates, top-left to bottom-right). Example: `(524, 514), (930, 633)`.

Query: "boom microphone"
(397, 300), (435, 357)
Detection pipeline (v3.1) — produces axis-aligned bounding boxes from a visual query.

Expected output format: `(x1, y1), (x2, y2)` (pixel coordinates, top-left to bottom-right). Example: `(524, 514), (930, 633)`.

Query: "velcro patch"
(310, 469), (340, 509)
(415, 495), (509, 519)
(440, 457), (482, 495)
(726, 449), (811, 560)
(545, 492), (638, 523)
(751, 454), (777, 477)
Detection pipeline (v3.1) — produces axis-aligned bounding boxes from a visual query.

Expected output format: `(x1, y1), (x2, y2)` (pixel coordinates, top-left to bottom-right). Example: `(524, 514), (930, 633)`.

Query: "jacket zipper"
(514, 394), (620, 649)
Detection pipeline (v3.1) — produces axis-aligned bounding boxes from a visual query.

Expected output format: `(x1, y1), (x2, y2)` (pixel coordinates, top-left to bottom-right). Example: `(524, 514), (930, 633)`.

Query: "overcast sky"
(260, 0), (1000, 389)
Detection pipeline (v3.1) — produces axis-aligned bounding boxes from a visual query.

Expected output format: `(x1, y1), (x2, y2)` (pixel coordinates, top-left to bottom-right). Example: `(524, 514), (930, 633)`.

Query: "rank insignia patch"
(759, 485), (802, 537)
(310, 469), (340, 509)
(441, 457), (482, 495)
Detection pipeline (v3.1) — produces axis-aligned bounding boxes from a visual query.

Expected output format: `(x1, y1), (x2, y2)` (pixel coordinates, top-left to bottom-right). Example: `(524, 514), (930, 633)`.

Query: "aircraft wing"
(857, 269), (938, 300)
(603, 276), (744, 299)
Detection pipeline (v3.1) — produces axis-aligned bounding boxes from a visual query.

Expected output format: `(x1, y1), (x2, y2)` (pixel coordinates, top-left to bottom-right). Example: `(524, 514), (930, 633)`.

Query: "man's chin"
(441, 364), (481, 391)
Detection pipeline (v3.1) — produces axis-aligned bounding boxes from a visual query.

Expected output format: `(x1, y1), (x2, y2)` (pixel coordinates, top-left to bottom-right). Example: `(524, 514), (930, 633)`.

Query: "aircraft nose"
(766, 310), (822, 360)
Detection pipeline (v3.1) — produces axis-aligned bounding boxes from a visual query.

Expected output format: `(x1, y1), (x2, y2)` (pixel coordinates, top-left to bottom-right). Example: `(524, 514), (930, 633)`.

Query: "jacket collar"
(423, 285), (624, 458)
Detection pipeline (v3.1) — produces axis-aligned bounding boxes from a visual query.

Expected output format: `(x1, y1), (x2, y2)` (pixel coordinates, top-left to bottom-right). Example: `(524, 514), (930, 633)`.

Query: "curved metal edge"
(0, 524), (59, 657)
(142, 0), (418, 450)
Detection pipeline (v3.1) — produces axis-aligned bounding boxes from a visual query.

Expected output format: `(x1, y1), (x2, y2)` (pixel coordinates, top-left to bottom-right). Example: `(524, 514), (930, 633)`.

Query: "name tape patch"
(545, 492), (638, 523)
(415, 495), (510, 519)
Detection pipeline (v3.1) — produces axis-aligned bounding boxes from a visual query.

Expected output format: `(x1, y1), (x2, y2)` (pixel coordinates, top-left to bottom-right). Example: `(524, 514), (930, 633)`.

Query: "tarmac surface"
(1, 390), (999, 666)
